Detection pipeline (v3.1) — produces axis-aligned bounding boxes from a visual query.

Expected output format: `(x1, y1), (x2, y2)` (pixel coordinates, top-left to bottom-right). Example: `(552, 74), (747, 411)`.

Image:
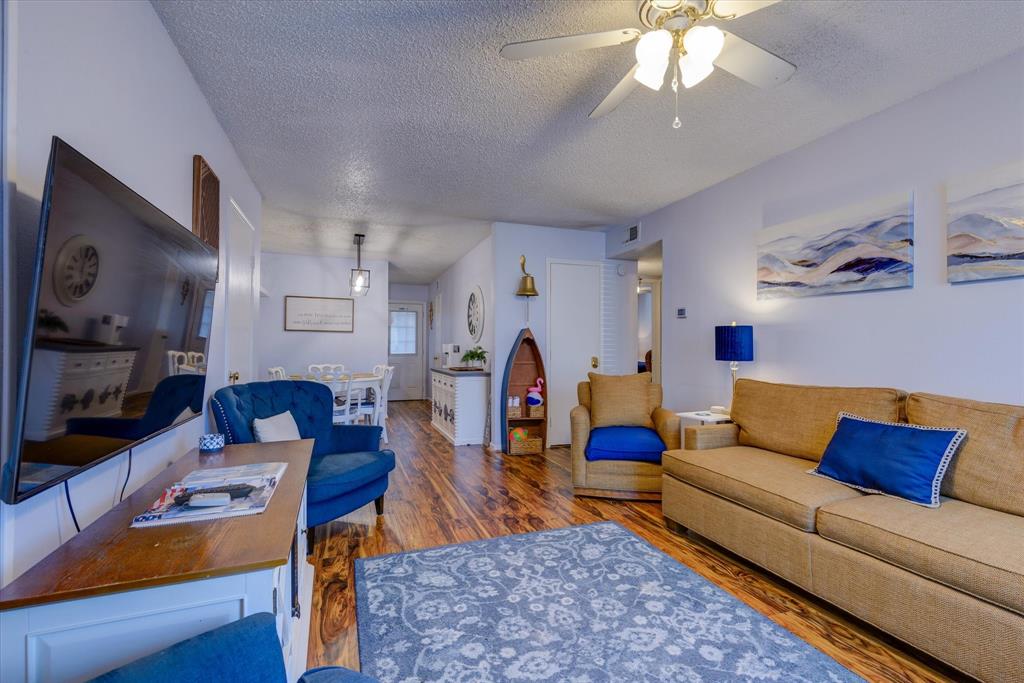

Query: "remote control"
(187, 493), (231, 507)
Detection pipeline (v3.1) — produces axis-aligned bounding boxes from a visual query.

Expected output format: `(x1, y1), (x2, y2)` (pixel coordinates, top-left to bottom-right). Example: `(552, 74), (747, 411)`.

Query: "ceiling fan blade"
(500, 28), (641, 61)
(711, 0), (780, 20)
(715, 31), (795, 88)
(589, 64), (640, 119)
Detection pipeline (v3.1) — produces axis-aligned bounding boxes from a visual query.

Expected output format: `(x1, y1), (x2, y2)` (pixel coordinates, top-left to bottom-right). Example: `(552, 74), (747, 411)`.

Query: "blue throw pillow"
(809, 412), (966, 507)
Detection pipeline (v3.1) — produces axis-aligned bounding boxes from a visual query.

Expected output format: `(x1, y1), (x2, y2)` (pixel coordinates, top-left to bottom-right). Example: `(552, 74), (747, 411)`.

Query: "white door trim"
(225, 199), (257, 383)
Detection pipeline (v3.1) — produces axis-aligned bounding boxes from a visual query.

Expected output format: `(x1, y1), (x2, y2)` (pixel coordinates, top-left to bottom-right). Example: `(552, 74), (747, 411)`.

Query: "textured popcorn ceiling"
(153, 0), (1024, 283)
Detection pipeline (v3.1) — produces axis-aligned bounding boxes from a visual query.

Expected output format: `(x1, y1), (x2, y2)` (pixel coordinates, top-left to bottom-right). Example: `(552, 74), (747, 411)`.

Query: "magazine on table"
(131, 462), (288, 528)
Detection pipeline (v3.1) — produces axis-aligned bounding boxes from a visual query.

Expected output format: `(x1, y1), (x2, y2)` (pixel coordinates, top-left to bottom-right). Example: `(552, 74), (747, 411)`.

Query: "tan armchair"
(571, 378), (680, 500)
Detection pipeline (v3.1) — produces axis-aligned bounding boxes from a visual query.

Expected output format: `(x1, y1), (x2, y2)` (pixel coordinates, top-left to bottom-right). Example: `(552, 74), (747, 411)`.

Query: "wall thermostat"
(676, 308), (687, 319)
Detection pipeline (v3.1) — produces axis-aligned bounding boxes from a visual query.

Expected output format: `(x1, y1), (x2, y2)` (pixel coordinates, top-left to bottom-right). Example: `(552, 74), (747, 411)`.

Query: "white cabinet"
(431, 369), (488, 446)
(24, 344), (138, 441)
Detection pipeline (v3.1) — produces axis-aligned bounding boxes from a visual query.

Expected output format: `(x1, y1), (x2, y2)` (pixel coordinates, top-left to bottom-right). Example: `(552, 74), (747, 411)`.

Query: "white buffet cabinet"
(430, 368), (489, 446)
(0, 442), (314, 683)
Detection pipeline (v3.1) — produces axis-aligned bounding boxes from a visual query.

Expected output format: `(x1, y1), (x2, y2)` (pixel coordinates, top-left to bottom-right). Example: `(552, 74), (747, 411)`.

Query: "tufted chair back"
(211, 380), (335, 455)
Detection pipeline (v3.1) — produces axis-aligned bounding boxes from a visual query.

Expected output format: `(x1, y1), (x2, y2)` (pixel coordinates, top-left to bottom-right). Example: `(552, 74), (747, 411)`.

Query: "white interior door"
(547, 260), (602, 445)
(226, 200), (256, 384)
(388, 301), (425, 400)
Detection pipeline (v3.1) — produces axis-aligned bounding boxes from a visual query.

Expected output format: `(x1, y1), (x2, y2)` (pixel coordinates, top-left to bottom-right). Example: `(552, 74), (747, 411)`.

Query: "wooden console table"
(0, 440), (314, 683)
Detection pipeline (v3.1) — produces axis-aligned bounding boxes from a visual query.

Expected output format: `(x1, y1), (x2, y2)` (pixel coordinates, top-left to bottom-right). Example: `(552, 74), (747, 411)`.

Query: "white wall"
(257, 252), (389, 377)
(491, 223), (638, 447)
(388, 283), (428, 303)
(1, 0), (262, 585)
(429, 235), (495, 371)
(608, 50), (1024, 412)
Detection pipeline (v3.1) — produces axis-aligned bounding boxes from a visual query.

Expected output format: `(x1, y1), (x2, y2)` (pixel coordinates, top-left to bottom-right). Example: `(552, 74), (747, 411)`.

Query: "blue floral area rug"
(355, 522), (860, 682)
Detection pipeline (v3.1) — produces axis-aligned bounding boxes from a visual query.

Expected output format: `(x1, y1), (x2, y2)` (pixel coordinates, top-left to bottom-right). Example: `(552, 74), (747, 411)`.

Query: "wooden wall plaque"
(192, 154), (220, 250)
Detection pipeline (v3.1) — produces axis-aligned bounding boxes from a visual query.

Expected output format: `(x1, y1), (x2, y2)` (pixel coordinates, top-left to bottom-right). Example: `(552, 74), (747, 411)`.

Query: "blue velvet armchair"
(66, 374), (204, 440)
(211, 381), (395, 540)
(88, 612), (376, 682)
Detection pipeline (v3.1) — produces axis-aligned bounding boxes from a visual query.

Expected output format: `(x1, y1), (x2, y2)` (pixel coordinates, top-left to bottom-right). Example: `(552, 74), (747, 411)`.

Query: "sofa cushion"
(907, 392), (1024, 516)
(817, 495), (1024, 616)
(730, 379), (905, 461)
(307, 450), (396, 504)
(252, 411), (302, 443)
(662, 446), (862, 531)
(810, 413), (966, 507)
(585, 426), (666, 463)
(587, 372), (655, 428)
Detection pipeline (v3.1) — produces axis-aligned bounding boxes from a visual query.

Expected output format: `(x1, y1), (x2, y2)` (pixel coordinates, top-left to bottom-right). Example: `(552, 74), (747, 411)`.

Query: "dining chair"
(309, 363), (345, 380)
(267, 366), (286, 380)
(359, 366), (394, 442)
(330, 374), (363, 425)
(166, 350), (189, 376)
(187, 351), (206, 365)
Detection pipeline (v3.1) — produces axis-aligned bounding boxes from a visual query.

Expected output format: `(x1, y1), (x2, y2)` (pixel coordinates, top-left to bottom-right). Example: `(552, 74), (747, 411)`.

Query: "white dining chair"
(267, 366), (286, 380)
(167, 350), (189, 376)
(360, 365), (394, 442)
(330, 374), (363, 425)
(309, 363), (346, 381)
(187, 351), (206, 365)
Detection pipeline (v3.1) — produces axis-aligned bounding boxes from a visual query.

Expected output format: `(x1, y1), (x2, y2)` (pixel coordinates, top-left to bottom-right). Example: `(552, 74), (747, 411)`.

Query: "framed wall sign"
(284, 295), (354, 332)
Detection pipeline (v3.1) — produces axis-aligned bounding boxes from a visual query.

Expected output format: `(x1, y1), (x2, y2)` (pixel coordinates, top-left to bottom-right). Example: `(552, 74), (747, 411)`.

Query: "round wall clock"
(467, 285), (484, 342)
(53, 235), (100, 305)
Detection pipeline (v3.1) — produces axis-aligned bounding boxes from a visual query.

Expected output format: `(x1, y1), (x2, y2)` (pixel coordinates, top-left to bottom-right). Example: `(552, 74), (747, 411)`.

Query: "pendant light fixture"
(350, 233), (370, 297)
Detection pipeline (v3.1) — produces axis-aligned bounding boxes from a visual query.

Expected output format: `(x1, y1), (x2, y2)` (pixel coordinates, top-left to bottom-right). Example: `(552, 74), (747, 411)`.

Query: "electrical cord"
(63, 479), (81, 533)
(119, 448), (133, 502)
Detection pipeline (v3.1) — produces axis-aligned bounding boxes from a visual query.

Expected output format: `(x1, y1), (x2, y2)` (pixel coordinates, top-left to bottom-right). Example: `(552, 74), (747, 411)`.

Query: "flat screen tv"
(1, 137), (218, 503)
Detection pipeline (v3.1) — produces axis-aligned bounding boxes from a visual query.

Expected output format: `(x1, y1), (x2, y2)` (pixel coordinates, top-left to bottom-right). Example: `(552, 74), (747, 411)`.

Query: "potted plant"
(37, 309), (70, 338)
(461, 346), (488, 369)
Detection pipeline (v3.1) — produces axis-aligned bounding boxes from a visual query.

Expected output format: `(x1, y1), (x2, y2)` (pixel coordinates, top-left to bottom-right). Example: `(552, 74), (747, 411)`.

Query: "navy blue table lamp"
(715, 322), (754, 385)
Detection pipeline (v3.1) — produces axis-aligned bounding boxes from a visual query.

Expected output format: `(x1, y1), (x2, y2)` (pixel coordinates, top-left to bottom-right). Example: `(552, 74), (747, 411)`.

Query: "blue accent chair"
(66, 374), (204, 440)
(88, 612), (376, 682)
(211, 381), (395, 538)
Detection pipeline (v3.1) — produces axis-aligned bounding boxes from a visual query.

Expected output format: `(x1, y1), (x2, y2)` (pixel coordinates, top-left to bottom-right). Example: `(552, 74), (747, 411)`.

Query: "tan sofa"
(663, 379), (1024, 682)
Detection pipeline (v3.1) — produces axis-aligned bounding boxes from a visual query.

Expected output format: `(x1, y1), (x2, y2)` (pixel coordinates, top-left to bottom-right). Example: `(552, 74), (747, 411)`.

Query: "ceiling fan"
(499, 0), (795, 127)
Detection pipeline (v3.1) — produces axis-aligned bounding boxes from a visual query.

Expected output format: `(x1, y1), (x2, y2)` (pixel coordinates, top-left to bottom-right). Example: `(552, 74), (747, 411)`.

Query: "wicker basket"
(508, 437), (543, 455)
(528, 405), (545, 419)
(507, 404), (522, 419)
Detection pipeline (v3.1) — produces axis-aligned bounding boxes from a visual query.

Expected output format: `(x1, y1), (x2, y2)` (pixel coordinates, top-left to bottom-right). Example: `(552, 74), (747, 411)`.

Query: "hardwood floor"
(308, 400), (956, 682)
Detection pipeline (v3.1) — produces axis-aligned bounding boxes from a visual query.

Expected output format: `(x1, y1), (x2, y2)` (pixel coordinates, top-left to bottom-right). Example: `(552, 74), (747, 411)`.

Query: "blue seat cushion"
(585, 426), (666, 463)
(307, 450), (396, 504)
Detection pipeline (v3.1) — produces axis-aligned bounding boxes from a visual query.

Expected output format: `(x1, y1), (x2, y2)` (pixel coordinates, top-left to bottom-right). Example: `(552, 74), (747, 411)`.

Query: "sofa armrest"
(320, 424), (382, 455)
(570, 405), (591, 486)
(652, 407), (681, 451)
(684, 423), (740, 450)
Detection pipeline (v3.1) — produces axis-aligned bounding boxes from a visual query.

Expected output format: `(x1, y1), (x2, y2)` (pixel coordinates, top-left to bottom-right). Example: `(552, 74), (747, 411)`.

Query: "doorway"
(388, 301), (425, 400)
(635, 242), (663, 383)
(226, 199), (257, 384)
(547, 259), (603, 445)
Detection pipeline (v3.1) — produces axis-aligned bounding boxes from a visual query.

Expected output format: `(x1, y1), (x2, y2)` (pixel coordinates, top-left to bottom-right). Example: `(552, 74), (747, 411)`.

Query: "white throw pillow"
(253, 411), (301, 443)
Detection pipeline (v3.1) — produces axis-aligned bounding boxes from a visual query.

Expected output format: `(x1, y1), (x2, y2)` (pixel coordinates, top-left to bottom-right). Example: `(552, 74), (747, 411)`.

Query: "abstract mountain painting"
(946, 163), (1024, 283)
(757, 193), (914, 299)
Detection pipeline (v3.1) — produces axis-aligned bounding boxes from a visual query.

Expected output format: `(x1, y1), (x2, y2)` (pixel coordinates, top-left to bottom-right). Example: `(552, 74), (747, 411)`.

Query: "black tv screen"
(1, 137), (218, 503)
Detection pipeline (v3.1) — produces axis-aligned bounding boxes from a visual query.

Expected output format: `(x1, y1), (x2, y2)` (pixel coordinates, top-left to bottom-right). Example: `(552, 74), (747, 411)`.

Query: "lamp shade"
(715, 325), (753, 362)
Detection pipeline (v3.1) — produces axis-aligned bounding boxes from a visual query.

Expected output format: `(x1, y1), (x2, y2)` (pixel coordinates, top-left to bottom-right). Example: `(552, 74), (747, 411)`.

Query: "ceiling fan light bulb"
(679, 53), (714, 88)
(635, 29), (672, 67)
(634, 60), (669, 90)
(683, 25), (725, 63)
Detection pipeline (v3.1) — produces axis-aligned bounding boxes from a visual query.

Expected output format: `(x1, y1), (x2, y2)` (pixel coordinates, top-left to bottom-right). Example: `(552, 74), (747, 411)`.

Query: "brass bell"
(516, 255), (539, 297)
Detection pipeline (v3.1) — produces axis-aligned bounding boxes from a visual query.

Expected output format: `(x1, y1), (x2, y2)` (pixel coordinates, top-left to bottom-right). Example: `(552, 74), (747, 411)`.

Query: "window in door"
(389, 310), (418, 355)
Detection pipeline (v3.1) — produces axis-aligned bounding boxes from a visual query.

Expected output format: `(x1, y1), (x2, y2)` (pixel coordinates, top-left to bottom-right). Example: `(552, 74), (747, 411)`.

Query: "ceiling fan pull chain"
(672, 58), (682, 129)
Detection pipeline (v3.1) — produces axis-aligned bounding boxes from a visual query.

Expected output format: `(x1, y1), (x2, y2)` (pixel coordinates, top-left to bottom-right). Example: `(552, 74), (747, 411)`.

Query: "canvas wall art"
(946, 163), (1024, 283)
(757, 193), (914, 299)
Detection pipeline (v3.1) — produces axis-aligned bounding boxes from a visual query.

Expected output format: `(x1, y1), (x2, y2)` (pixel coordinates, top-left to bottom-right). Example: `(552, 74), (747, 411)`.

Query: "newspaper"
(130, 462), (287, 528)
